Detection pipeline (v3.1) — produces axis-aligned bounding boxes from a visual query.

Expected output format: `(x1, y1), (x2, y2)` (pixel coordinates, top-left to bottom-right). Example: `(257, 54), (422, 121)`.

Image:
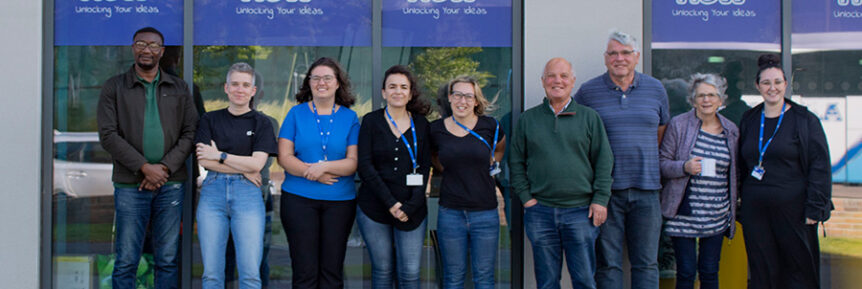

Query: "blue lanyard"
(757, 102), (786, 167)
(452, 117), (500, 162)
(311, 101), (335, 161)
(385, 107), (419, 172)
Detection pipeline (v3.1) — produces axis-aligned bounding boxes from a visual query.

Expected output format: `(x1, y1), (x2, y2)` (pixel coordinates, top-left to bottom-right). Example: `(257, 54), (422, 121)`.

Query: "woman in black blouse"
(431, 75), (505, 289)
(356, 65), (431, 289)
(738, 54), (832, 289)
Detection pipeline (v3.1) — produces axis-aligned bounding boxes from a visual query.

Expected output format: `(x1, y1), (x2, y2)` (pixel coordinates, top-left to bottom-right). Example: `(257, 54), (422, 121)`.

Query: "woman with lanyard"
(737, 54), (832, 289)
(430, 75), (505, 289)
(356, 65), (431, 289)
(277, 57), (360, 289)
(195, 62), (277, 289)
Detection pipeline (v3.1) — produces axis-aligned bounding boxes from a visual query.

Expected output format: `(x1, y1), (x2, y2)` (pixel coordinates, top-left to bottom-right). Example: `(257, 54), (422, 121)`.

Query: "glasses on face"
(450, 91), (476, 102)
(133, 41), (163, 51)
(605, 50), (636, 58)
(695, 93), (720, 99)
(310, 75), (335, 84)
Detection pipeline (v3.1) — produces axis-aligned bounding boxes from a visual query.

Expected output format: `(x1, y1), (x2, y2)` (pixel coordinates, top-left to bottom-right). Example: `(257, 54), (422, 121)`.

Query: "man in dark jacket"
(97, 27), (197, 289)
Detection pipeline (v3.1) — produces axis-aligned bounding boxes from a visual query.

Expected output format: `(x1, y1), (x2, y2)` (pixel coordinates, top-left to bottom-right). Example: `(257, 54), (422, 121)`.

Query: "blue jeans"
(437, 206), (499, 289)
(525, 204), (599, 289)
(112, 183), (184, 289)
(197, 172), (265, 289)
(356, 207), (427, 289)
(671, 234), (724, 289)
(596, 189), (662, 289)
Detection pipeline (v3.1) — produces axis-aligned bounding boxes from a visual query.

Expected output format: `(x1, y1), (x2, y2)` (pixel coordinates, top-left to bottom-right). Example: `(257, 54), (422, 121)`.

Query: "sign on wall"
(194, 0), (371, 46)
(793, 0), (862, 50)
(55, 0), (183, 46)
(382, 0), (512, 47)
(652, 0), (780, 50)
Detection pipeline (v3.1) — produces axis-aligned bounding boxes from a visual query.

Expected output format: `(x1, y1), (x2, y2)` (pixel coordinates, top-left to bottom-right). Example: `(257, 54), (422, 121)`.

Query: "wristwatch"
(219, 152), (227, 164)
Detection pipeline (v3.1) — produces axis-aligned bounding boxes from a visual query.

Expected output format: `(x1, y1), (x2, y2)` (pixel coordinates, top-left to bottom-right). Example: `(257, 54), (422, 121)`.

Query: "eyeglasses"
(133, 41), (163, 51)
(310, 75), (335, 84)
(605, 50), (636, 57)
(695, 93), (720, 99)
(450, 91), (475, 101)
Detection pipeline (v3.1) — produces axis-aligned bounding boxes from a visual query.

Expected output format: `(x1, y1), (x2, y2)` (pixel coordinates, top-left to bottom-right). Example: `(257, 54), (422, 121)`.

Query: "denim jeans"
(525, 204), (599, 289)
(596, 189), (662, 289)
(356, 207), (427, 289)
(671, 234), (723, 289)
(437, 206), (499, 289)
(197, 172), (265, 289)
(112, 183), (184, 289)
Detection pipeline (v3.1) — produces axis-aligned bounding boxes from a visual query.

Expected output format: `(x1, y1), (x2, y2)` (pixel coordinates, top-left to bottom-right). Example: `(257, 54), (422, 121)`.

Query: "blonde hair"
(448, 75), (492, 116)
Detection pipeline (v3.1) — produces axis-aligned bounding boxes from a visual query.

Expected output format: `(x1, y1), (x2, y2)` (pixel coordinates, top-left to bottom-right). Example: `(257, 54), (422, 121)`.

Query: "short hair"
(226, 62), (255, 85)
(448, 75), (493, 116)
(687, 73), (728, 106)
(383, 65), (430, 116)
(295, 57), (355, 108)
(133, 27), (164, 44)
(608, 29), (638, 51)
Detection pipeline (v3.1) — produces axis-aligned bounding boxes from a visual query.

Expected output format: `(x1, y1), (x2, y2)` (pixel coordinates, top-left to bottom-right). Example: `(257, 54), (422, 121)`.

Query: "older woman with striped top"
(658, 73), (739, 289)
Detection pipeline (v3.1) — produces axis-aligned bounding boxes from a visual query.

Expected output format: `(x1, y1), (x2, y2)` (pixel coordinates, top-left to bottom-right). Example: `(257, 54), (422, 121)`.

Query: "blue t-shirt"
(575, 72), (670, 191)
(278, 103), (360, 201)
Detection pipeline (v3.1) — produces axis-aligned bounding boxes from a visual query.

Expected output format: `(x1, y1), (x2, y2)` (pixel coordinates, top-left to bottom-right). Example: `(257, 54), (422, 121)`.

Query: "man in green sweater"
(509, 57), (614, 289)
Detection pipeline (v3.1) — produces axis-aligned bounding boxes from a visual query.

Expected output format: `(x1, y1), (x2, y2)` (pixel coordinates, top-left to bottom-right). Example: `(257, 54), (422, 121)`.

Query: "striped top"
(664, 130), (731, 238)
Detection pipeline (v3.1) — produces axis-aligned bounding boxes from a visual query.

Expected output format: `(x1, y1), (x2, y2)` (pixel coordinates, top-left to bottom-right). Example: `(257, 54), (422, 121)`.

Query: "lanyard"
(311, 101), (335, 161)
(385, 107), (419, 173)
(757, 102), (786, 167)
(452, 117), (500, 162)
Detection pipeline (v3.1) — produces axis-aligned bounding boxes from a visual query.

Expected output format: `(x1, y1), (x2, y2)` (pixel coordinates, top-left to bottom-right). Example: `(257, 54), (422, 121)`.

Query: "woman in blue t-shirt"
(277, 57), (360, 289)
(195, 62), (278, 289)
(430, 76), (506, 289)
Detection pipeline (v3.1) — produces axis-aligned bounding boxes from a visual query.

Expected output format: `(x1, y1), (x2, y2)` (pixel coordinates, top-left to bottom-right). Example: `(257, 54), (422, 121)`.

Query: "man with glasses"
(509, 57), (614, 289)
(97, 26), (197, 289)
(574, 30), (670, 289)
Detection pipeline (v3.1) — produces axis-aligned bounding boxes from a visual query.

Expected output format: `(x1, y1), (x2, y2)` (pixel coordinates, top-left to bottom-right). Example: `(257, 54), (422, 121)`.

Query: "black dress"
(737, 100), (832, 289)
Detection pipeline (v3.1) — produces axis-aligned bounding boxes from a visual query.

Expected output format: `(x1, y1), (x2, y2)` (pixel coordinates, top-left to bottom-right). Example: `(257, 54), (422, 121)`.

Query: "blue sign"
(793, 0), (862, 34)
(382, 0), (512, 47)
(652, 0), (780, 49)
(55, 0), (183, 46)
(194, 0), (371, 46)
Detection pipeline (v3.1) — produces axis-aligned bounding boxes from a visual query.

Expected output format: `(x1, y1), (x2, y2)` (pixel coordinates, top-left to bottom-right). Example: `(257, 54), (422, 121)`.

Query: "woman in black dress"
(738, 54), (832, 289)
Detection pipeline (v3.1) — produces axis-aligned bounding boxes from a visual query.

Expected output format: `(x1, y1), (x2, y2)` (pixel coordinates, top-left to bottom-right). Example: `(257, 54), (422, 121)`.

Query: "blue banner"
(382, 0), (512, 47)
(194, 0), (371, 46)
(793, 0), (862, 34)
(55, 0), (183, 46)
(652, 0), (780, 50)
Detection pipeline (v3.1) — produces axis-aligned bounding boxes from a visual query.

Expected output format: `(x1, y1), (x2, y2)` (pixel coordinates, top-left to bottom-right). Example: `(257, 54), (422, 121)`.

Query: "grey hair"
(687, 73), (728, 106)
(608, 29), (638, 52)
(226, 62), (255, 84)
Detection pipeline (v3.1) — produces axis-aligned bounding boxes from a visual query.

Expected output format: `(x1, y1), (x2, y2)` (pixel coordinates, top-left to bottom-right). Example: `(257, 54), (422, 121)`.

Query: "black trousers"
(741, 189), (820, 289)
(280, 192), (356, 289)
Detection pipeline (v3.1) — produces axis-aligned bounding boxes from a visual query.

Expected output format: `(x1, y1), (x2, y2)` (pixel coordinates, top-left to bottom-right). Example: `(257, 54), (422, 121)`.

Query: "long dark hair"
(755, 54), (784, 84)
(383, 65), (430, 116)
(295, 57), (355, 108)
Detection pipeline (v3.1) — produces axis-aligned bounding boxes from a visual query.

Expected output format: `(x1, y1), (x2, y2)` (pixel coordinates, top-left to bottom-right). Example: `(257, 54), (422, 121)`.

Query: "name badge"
(406, 173), (424, 186)
(751, 165), (765, 181)
(489, 161), (501, 176)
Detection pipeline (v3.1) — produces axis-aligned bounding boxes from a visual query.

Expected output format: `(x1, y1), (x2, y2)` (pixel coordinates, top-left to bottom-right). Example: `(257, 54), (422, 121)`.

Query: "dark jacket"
(659, 109), (739, 238)
(97, 65), (198, 183)
(738, 99), (833, 222)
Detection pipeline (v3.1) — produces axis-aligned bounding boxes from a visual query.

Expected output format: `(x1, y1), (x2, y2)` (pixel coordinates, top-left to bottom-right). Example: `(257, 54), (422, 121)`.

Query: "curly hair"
(295, 57), (355, 108)
(383, 65), (430, 116)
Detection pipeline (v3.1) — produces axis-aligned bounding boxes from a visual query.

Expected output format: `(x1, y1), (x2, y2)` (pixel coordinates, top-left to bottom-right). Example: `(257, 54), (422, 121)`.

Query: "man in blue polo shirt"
(575, 30), (670, 289)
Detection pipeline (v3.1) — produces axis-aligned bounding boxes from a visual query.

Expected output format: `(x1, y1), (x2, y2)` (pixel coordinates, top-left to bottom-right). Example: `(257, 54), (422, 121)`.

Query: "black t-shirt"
(739, 112), (806, 206)
(194, 109), (278, 157)
(430, 115), (503, 211)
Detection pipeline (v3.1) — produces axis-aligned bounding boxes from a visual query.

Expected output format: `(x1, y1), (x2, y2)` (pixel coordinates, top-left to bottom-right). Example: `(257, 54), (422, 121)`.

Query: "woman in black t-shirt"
(430, 75), (505, 289)
(356, 65), (431, 288)
(194, 63), (277, 289)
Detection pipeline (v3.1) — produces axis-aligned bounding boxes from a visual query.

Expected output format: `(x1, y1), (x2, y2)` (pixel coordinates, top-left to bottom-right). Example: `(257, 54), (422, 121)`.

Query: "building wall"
(0, 1), (43, 288)
(524, 0), (643, 108)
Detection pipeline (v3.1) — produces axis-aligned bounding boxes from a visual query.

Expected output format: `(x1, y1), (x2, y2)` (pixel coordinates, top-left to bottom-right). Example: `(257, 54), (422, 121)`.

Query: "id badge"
(489, 161), (501, 176)
(751, 165), (765, 181)
(406, 173), (424, 186)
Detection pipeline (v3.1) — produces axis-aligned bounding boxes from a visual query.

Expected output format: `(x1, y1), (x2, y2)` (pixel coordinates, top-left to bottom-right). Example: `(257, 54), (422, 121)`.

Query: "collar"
(542, 97), (577, 116)
(123, 65), (175, 89)
(546, 96), (573, 115)
(601, 71), (641, 92)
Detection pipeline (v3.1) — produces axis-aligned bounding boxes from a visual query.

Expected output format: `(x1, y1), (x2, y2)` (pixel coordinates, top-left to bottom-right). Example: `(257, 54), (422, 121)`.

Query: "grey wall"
(524, 0), (643, 109)
(0, 1), (43, 288)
